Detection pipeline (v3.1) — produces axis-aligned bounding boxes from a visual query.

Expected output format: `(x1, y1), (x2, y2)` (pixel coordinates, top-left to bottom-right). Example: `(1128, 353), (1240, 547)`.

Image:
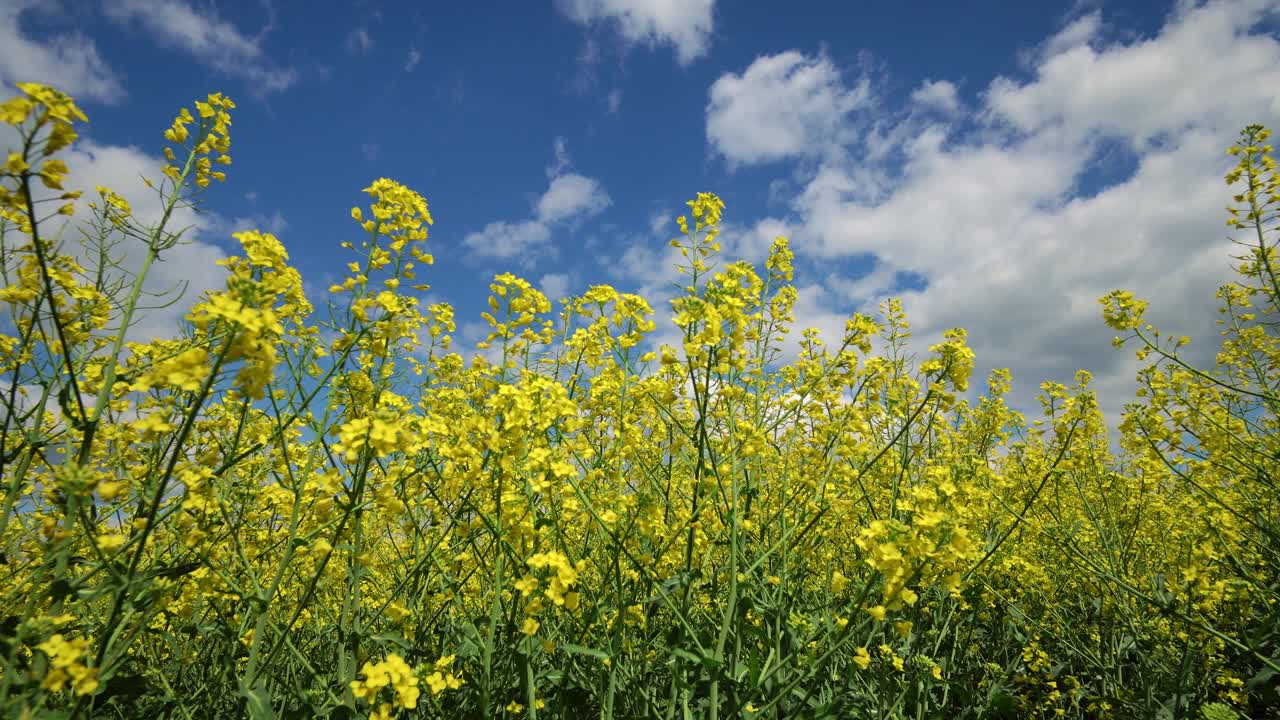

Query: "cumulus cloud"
(463, 140), (610, 265)
(405, 46), (421, 72)
(764, 0), (1280, 429)
(0, 0), (124, 102)
(52, 140), (230, 343)
(537, 174), (610, 223)
(910, 79), (959, 113)
(984, 0), (1279, 147)
(586, 0), (1276, 434)
(102, 0), (296, 95)
(462, 220), (553, 262)
(706, 51), (872, 167)
(556, 0), (716, 65)
(0, 99), (227, 343)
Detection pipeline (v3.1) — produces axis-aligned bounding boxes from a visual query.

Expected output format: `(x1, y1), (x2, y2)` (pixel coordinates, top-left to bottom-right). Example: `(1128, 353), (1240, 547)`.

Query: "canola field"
(0, 84), (1277, 719)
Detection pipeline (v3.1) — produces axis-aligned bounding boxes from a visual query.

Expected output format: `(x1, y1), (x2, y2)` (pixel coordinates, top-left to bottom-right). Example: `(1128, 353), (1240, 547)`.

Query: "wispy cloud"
(210, 209), (289, 238)
(0, 0), (124, 102)
(464, 139), (610, 265)
(345, 28), (374, 55)
(102, 0), (296, 95)
(556, 0), (717, 66)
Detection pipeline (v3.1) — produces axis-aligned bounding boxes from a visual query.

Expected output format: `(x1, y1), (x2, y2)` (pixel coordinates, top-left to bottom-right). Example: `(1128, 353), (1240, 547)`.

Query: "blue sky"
(4, 0), (1280, 428)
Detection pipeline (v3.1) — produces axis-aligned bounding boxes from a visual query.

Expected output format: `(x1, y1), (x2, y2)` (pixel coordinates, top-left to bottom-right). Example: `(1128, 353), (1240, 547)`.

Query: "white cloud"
(213, 210), (288, 237)
(823, 261), (900, 306)
(768, 0), (1280, 429)
(405, 46), (421, 72)
(0, 118), (231, 345)
(54, 140), (229, 343)
(706, 51), (872, 167)
(606, 88), (623, 114)
(720, 217), (793, 267)
(984, 0), (1280, 147)
(556, 0), (716, 65)
(548, 136), (571, 178)
(619, 0), (1280, 434)
(790, 282), (863, 350)
(102, 0), (296, 95)
(910, 79), (959, 113)
(465, 140), (610, 265)
(345, 28), (373, 55)
(571, 35), (602, 93)
(0, 0), (124, 102)
(610, 238), (679, 290)
(539, 273), (571, 301)
(1038, 11), (1103, 61)
(648, 210), (670, 236)
(537, 174), (610, 223)
(462, 220), (552, 262)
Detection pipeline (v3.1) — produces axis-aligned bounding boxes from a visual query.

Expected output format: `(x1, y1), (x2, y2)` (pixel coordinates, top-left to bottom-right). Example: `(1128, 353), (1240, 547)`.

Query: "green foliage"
(0, 85), (1277, 719)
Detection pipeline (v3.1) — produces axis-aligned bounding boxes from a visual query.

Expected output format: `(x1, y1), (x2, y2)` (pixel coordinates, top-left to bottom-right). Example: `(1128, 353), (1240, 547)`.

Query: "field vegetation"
(0, 84), (1277, 718)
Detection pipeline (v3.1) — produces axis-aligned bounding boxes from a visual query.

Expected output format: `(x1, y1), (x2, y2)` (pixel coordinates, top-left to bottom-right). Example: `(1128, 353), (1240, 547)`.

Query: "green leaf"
(558, 642), (610, 660)
(670, 647), (720, 670)
(368, 632), (410, 650)
(1247, 663), (1278, 691)
(240, 679), (274, 720)
(449, 620), (484, 658)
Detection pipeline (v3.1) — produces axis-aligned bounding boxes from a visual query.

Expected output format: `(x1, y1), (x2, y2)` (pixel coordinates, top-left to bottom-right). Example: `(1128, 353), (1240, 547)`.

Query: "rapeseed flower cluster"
(0, 83), (1276, 720)
(34, 634), (98, 696)
(350, 653), (427, 717)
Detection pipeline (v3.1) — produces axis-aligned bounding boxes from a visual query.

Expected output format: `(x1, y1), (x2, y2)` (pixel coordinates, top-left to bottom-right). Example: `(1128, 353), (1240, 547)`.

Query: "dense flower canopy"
(0, 84), (1276, 719)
